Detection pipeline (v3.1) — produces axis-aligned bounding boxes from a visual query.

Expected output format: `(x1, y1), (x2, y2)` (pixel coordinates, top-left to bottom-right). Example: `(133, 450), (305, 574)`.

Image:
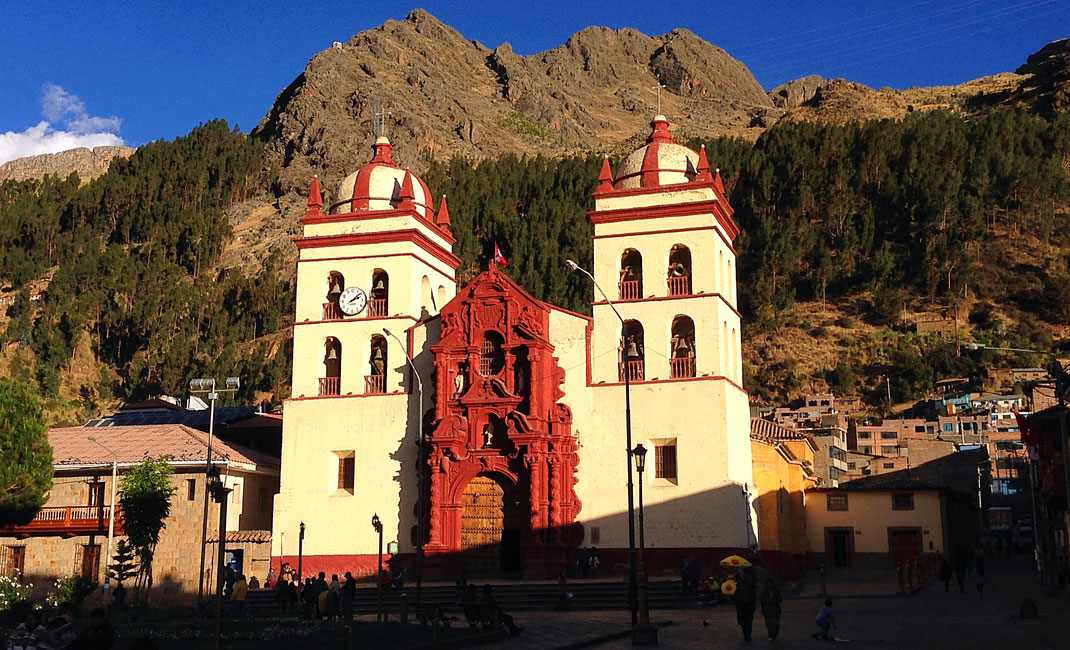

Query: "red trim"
(295, 314), (418, 327)
(297, 252), (457, 282)
(595, 179), (715, 200)
(593, 291), (740, 318)
(293, 229), (462, 272)
(591, 224), (738, 256)
(272, 554), (386, 581)
(303, 207), (451, 244)
(640, 141), (661, 187)
(589, 198), (739, 242)
(285, 390), (408, 402)
(589, 373), (747, 394)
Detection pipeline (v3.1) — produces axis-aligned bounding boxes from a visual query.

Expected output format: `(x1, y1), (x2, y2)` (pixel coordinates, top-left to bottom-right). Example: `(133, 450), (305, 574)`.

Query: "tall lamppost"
(298, 522), (305, 581)
(383, 327), (425, 606)
(631, 444), (657, 645)
(372, 513), (384, 622)
(965, 342), (1070, 590)
(566, 259), (639, 626)
(190, 376), (241, 601)
(206, 469), (231, 650)
(87, 436), (118, 589)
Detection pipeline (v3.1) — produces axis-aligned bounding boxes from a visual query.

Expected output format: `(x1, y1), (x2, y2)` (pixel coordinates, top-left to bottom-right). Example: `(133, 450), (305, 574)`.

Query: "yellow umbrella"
(720, 554), (752, 568)
(720, 579), (737, 595)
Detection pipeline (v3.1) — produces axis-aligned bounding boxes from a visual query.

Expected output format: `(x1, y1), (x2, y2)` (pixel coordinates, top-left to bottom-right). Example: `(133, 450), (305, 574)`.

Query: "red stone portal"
(424, 264), (581, 577)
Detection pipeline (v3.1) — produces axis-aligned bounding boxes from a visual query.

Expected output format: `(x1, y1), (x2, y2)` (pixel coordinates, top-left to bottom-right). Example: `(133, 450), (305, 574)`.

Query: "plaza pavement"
(476, 555), (1070, 649)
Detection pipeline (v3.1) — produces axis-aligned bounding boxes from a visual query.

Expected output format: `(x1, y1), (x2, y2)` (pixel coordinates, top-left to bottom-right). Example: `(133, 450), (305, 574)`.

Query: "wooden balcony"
(319, 376), (340, 396)
(365, 375), (386, 394)
(0, 506), (123, 538)
(670, 357), (696, 378)
(618, 280), (641, 301)
(667, 276), (691, 296)
(367, 298), (388, 318)
(618, 360), (645, 382)
(322, 302), (342, 320)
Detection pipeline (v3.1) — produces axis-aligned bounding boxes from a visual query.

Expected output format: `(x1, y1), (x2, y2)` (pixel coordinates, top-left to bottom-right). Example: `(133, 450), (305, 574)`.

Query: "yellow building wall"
(750, 441), (813, 554)
(805, 490), (945, 555)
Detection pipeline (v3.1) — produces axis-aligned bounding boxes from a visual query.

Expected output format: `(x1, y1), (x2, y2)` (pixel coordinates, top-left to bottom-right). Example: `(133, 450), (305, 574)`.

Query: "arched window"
(421, 275), (433, 314)
(512, 347), (531, 413)
(369, 269), (389, 317)
(727, 259), (734, 304)
(667, 245), (692, 296)
(722, 322), (729, 378)
(320, 338), (342, 396)
(719, 250), (725, 295)
(479, 331), (506, 376)
(437, 285), (447, 310)
(731, 327), (739, 384)
(619, 249), (643, 300)
(366, 335), (387, 394)
(324, 272), (345, 320)
(670, 316), (696, 378)
(619, 320), (645, 382)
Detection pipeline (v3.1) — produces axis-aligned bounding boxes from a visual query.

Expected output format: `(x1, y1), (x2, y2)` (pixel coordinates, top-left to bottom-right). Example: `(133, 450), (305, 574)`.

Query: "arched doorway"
(460, 474), (525, 575)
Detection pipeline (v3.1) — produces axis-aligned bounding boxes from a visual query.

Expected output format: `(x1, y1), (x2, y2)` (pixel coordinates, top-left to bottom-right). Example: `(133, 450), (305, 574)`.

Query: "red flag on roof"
(494, 243), (508, 268)
(1014, 410), (1041, 460)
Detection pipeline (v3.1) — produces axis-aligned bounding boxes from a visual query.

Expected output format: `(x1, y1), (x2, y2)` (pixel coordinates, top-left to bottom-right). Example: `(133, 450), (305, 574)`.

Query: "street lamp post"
(631, 444), (657, 645)
(298, 522), (305, 581)
(383, 327), (426, 606)
(190, 376), (241, 601)
(372, 513), (384, 622)
(206, 470), (231, 650)
(87, 436), (118, 588)
(566, 259), (639, 626)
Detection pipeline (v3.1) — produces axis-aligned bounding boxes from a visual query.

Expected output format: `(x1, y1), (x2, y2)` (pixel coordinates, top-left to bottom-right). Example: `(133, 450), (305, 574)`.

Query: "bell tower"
(578, 115), (754, 551)
(273, 136), (460, 578)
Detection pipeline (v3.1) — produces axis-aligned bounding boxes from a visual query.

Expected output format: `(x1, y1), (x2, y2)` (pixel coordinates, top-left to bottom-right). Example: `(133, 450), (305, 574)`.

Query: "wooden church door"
(461, 476), (505, 574)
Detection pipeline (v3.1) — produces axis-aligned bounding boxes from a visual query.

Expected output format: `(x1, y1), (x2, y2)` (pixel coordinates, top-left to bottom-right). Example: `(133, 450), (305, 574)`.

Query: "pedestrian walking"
(733, 566), (757, 641)
(954, 556), (968, 593)
(758, 577), (782, 641)
(229, 575), (249, 618)
(938, 558), (953, 592)
(975, 567), (985, 598)
(812, 599), (836, 640)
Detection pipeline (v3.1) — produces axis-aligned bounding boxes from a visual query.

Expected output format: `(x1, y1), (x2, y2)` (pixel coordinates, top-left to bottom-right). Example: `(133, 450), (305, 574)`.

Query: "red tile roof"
(50, 425), (279, 471)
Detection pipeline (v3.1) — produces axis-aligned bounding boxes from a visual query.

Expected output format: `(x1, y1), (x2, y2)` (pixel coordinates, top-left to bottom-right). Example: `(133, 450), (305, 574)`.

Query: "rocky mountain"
(0, 145), (134, 183)
(253, 9), (776, 200)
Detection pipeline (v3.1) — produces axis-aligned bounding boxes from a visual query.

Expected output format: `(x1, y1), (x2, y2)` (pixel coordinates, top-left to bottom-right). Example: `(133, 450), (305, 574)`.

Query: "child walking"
(813, 599), (836, 640)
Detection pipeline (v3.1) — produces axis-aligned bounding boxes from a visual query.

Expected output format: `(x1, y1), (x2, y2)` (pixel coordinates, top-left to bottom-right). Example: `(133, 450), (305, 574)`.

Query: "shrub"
(0, 574), (32, 613)
(44, 575), (94, 612)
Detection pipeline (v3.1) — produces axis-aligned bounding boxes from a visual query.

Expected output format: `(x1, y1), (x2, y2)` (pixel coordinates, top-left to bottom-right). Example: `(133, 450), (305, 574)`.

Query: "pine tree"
(108, 538), (139, 586)
(0, 379), (53, 526)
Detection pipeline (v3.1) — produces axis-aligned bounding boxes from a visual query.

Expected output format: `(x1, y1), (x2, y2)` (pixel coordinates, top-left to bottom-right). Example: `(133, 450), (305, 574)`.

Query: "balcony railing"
(0, 505), (123, 536)
(367, 299), (388, 318)
(667, 276), (691, 296)
(618, 280), (641, 301)
(319, 377), (340, 396)
(618, 360), (645, 382)
(670, 357), (696, 378)
(322, 302), (342, 320)
(365, 375), (386, 394)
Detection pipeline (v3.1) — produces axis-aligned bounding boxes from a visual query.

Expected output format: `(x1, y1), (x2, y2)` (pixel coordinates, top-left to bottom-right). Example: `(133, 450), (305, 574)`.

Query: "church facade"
(271, 117), (754, 579)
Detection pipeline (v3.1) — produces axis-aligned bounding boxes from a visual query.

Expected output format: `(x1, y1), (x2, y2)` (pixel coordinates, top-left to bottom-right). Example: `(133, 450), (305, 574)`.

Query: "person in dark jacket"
(758, 577), (782, 641)
(938, 558), (953, 592)
(342, 571), (357, 620)
(734, 566), (758, 641)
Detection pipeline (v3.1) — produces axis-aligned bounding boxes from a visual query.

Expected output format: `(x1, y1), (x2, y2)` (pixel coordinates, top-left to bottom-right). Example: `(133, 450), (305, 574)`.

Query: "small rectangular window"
(881, 445), (898, 455)
(883, 462), (895, 469)
(861, 446), (872, 454)
(187, 478), (197, 502)
(590, 527), (600, 544)
(655, 444), (677, 480)
(827, 493), (848, 511)
(338, 456), (355, 492)
(881, 431), (897, 439)
(892, 493), (914, 510)
(88, 482), (105, 507)
(858, 432), (870, 439)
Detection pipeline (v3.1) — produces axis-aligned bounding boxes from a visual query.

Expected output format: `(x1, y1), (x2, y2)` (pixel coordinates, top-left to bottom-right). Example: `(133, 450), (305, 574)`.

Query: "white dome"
(332, 138), (434, 219)
(613, 116), (700, 190)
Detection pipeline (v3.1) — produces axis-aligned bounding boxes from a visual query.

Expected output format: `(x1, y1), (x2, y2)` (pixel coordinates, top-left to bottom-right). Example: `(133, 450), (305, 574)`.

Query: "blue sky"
(1, 0), (1066, 164)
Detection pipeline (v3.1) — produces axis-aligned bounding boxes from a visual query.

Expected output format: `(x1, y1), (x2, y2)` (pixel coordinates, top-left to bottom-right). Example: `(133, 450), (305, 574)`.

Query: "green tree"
(107, 538), (139, 586)
(0, 379), (53, 526)
(118, 457), (174, 605)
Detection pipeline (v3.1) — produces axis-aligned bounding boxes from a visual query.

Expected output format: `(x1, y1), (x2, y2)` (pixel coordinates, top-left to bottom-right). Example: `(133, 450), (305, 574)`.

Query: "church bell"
(326, 347), (339, 361)
(329, 279), (342, 295)
(626, 340), (640, 359)
(373, 278), (386, 292)
(670, 263), (687, 277)
(675, 337), (691, 355)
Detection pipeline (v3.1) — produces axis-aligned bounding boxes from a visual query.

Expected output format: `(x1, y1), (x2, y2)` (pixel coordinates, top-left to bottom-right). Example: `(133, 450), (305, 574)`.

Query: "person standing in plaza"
(734, 566), (758, 641)
(342, 571), (356, 620)
(229, 575), (249, 618)
(938, 558), (953, 592)
(758, 577), (782, 641)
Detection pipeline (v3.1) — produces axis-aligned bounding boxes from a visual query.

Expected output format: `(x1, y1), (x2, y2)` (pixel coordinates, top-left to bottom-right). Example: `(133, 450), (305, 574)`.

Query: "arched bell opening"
(320, 337), (342, 396)
(325, 272), (345, 320)
(619, 249), (643, 300)
(670, 315), (697, 378)
(366, 335), (387, 394)
(667, 245), (693, 296)
(619, 320), (645, 382)
(369, 269), (389, 317)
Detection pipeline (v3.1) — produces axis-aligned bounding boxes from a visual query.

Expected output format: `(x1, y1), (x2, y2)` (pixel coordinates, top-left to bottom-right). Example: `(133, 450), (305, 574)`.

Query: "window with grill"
(826, 493), (848, 511)
(338, 455), (355, 492)
(4, 546), (25, 576)
(655, 444), (677, 480)
(892, 492), (914, 510)
(883, 462), (895, 469)
(479, 332), (506, 376)
(858, 432), (870, 439)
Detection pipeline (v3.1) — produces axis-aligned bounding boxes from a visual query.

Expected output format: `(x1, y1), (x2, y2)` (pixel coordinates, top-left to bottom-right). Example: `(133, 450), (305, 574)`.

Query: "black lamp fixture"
(633, 443), (648, 473)
(371, 513), (382, 532)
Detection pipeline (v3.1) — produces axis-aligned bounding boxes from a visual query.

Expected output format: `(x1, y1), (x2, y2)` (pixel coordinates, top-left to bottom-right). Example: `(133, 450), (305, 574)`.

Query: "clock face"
(338, 286), (368, 315)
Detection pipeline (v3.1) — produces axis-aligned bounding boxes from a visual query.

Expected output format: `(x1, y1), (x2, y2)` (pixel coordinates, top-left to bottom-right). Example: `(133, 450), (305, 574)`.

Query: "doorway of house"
(461, 474), (525, 575)
(825, 528), (854, 567)
(889, 528), (923, 567)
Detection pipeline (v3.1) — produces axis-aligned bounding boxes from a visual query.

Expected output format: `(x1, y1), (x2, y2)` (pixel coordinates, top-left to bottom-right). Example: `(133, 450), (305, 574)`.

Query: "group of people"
(8, 608), (116, 650)
(730, 567), (785, 642)
(938, 551), (987, 597)
(574, 547), (600, 578)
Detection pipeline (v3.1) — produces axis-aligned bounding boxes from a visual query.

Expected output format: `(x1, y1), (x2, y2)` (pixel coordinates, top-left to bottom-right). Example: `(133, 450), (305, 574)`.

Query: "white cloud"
(0, 85), (124, 166)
